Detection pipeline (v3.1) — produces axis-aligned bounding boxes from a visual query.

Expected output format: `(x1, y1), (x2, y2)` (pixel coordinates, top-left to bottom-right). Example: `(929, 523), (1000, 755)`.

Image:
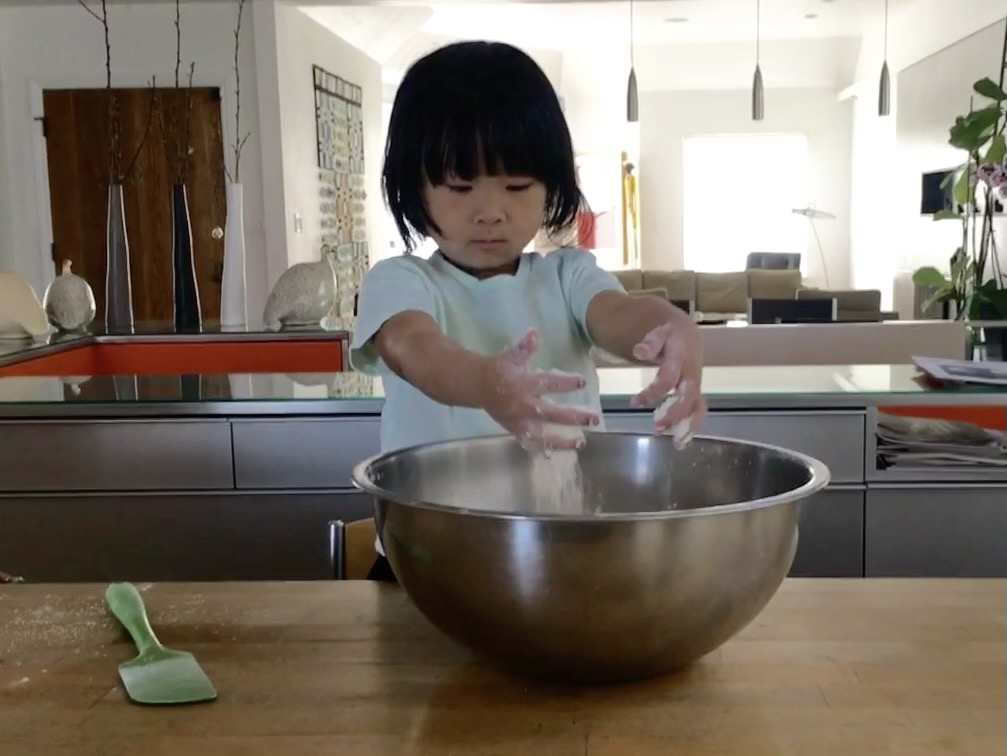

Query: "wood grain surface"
(0, 579), (1003, 755)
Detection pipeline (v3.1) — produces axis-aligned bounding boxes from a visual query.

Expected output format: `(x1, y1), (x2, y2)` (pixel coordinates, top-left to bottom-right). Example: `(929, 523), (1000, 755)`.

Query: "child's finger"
(500, 327), (540, 366)
(514, 421), (585, 452)
(535, 400), (599, 428)
(630, 359), (682, 407)
(631, 326), (667, 362)
(526, 368), (586, 395)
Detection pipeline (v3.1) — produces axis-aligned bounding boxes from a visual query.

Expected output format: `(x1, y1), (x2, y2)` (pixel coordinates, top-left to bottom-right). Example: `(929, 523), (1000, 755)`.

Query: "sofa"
(613, 268), (898, 322)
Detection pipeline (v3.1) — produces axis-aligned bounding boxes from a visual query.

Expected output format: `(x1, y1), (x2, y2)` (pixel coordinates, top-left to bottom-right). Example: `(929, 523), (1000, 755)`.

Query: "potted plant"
(913, 26), (1007, 359)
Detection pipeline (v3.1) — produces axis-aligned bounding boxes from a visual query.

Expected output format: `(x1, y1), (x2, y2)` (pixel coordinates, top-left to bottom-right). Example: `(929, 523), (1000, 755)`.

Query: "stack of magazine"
(877, 412), (1007, 469)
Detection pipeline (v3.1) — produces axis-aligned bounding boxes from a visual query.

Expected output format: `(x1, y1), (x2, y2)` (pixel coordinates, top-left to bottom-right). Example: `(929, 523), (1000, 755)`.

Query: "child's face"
(424, 174), (546, 276)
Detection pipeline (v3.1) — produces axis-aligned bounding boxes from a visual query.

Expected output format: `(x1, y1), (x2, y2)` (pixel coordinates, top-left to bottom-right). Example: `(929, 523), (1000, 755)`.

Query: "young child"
(351, 41), (707, 580)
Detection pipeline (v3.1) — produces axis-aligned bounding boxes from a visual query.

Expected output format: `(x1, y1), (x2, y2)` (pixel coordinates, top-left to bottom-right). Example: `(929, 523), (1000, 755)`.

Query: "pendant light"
(878, 0), (891, 116)
(752, 0), (764, 121)
(627, 0), (639, 122)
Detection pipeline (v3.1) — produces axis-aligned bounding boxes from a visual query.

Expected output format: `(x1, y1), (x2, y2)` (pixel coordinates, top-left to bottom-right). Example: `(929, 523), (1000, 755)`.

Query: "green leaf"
(949, 104), (1001, 151)
(974, 77), (1007, 102)
(953, 169), (973, 205)
(921, 291), (948, 312)
(932, 209), (963, 221)
(985, 134), (1007, 165)
(939, 167), (964, 189)
(912, 265), (951, 289)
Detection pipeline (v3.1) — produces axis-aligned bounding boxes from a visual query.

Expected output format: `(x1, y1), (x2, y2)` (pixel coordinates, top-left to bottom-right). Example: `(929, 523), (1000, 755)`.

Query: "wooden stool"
(328, 518), (377, 579)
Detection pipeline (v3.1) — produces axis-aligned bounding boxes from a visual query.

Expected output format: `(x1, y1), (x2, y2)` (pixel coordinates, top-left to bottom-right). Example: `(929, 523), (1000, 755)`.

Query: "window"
(682, 134), (809, 273)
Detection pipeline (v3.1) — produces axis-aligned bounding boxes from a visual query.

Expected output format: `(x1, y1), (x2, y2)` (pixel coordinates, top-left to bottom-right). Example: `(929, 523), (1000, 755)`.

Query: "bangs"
(420, 98), (562, 185)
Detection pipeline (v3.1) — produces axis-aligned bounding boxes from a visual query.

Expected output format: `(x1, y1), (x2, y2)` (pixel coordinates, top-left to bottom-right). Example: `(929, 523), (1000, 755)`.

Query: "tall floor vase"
(171, 183), (202, 331)
(220, 182), (248, 328)
(104, 183), (134, 333)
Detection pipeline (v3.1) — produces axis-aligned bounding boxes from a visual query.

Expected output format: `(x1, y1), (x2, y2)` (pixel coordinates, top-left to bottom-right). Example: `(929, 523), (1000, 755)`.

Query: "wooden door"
(42, 87), (227, 324)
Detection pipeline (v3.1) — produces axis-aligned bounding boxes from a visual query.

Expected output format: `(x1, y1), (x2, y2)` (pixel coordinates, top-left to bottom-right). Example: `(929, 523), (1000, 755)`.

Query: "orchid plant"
(913, 25), (1007, 322)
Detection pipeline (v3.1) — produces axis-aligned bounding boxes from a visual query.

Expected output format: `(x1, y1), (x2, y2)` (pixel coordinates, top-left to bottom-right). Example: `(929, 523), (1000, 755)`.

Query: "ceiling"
(302, 0), (916, 57)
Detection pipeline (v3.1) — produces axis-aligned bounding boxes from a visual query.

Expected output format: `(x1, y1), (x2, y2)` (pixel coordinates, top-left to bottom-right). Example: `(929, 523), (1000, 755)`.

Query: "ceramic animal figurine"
(262, 249), (337, 330)
(0, 271), (51, 341)
(43, 260), (96, 332)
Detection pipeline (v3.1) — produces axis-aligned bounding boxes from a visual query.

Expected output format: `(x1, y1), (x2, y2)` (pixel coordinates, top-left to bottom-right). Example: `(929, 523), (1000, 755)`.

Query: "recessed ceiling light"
(805, 13), (819, 19)
(664, 17), (689, 23)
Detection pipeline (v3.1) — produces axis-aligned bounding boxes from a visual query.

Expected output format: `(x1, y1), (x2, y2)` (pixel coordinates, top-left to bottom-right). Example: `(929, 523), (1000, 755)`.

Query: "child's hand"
(482, 329), (600, 451)
(628, 321), (707, 447)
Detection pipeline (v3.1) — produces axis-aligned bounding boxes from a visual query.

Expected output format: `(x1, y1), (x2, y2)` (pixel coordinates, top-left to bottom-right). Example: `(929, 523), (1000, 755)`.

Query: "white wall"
(0, 1), (269, 319)
(560, 37), (858, 156)
(844, 0), (1005, 306)
(639, 88), (853, 288)
(272, 4), (385, 268)
(847, 87), (897, 307)
(894, 20), (1007, 278)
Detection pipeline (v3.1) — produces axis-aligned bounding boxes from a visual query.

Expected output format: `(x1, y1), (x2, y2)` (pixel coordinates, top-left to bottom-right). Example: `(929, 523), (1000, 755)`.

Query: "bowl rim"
(350, 431), (832, 522)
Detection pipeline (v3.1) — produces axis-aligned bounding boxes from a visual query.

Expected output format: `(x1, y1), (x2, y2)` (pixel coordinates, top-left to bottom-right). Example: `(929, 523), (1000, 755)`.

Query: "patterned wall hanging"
(313, 64), (368, 334)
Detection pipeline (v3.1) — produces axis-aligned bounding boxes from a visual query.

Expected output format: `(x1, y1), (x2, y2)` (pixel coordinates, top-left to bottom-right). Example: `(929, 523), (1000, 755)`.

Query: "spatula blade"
(117, 649), (217, 705)
(105, 582), (217, 706)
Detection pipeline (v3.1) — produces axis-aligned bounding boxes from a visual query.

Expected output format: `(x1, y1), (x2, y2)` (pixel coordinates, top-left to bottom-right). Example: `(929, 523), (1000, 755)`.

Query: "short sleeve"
(349, 257), (438, 375)
(556, 247), (625, 337)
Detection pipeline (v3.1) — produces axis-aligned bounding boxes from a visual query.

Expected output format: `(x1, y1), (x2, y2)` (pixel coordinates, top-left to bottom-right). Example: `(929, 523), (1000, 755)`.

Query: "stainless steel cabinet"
(0, 419), (233, 492)
(865, 486), (1007, 577)
(232, 418), (381, 489)
(0, 491), (374, 582)
(605, 410), (865, 484)
(790, 487), (864, 577)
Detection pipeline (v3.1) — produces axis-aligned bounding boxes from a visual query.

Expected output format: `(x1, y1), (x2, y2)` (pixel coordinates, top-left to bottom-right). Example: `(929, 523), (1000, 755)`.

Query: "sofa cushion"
(696, 272), (748, 313)
(613, 270), (643, 291)
(747, 269), (802, 300)
(642, 270), (696, 301)
(627, 287), (670, 300)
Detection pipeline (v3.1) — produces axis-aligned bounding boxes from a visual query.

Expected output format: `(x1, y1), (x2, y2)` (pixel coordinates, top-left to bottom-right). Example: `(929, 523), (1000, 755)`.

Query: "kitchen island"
(1, 579), (1003, 755)
(0, 327), (1005, 581)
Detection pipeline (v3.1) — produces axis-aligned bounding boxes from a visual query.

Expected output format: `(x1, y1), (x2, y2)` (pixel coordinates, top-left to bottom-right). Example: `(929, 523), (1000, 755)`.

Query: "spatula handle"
(105, 582), (163, 655)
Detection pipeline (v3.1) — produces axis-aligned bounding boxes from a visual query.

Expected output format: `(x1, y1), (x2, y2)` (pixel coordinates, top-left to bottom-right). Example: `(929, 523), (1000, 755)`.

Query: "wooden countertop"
(1, 579), (1004, 755)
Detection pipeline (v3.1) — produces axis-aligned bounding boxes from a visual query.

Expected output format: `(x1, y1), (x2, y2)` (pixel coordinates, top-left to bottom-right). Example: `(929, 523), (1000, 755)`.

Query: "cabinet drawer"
(232, 418), (381, 489)
(790, 488), (864, 577)
(0, 491), (375, 582)
(865, 486), (1007, 577)
(605, 410), (865, 484)
(0, 420), (233, 491)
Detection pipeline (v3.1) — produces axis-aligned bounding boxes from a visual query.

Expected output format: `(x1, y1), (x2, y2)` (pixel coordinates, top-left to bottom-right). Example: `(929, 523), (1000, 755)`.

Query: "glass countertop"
(0, 363), (1003, 407)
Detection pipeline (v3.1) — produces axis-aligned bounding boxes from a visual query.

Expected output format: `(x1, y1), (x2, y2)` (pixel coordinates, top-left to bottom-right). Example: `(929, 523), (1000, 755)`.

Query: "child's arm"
(373, 312), (599, 449)
(585, 291), (707, 442)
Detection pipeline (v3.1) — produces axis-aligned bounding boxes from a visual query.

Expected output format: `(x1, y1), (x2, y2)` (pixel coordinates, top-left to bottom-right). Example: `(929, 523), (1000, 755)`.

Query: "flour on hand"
(654, 395), (695, 448)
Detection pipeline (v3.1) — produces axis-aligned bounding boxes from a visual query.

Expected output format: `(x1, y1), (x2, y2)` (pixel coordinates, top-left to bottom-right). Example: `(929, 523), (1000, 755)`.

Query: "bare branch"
(120, 76), (157, 184)
(231, 0), (248, 183)
(76, 0), (102, 23)
(174, 0), (181, 90)
(180, 61), (196, 185)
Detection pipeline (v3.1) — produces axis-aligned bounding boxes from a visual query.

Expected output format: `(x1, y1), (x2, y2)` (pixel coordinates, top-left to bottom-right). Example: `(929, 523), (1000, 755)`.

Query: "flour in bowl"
(528, 424), (587, 514)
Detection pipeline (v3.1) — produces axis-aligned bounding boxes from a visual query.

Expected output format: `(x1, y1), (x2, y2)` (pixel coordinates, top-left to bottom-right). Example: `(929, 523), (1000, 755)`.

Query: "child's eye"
(506, 183), (534, 192)
(446, 184), (472, 194)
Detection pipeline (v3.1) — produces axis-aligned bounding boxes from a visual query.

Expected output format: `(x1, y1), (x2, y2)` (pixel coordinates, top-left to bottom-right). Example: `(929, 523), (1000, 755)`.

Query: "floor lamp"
(792, 207), (833, 288)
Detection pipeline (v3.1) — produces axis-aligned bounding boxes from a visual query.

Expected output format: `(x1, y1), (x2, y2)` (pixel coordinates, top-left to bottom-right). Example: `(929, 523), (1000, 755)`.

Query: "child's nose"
(473, 195), (507, 224)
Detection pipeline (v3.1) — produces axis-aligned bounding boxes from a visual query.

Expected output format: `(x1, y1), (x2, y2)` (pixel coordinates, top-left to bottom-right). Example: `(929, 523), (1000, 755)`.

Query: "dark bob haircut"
(382, 41), (585, 252)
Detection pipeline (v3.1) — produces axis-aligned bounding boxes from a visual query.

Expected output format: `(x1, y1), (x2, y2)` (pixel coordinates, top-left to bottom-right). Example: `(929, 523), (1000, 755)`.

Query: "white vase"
(220, 182), (248, 328)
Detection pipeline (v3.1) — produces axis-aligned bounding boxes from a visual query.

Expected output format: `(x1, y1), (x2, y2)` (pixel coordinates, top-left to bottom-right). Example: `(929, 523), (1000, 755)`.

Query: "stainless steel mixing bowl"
(352, 432), (830, 683)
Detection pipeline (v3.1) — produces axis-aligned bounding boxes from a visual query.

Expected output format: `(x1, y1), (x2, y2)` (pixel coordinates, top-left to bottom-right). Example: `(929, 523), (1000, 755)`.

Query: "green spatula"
(105, 582), (217, 705)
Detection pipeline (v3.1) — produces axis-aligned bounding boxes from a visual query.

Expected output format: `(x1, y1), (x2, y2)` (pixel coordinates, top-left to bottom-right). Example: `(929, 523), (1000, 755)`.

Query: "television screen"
(921, 169), (957, 215)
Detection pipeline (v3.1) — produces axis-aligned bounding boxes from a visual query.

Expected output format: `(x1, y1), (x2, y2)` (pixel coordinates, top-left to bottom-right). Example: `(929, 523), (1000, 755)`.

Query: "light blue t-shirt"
(350, 247), (624, 453)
